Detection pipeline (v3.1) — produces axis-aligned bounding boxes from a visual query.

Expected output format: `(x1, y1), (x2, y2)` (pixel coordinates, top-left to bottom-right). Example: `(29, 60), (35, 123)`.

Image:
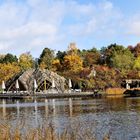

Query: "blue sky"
(0, 0), (140, 57)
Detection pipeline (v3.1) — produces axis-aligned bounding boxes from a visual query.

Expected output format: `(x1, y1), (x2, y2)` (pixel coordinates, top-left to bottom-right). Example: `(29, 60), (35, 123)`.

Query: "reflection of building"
(6, 69), (66, 93)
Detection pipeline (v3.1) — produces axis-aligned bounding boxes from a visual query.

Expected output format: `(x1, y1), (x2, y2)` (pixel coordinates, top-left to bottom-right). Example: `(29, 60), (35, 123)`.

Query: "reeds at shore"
(0, 120), (110, 140)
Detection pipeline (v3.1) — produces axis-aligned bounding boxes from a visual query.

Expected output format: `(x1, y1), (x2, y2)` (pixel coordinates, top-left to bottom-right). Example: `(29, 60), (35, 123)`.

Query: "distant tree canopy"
(38, 48), (54, 70)
(1, 42), (140, 90)
(0, 53), (18, 64)
(111, 49), (134, 70)
(56, 51), (66, 63)
(100, 44), (134, 69)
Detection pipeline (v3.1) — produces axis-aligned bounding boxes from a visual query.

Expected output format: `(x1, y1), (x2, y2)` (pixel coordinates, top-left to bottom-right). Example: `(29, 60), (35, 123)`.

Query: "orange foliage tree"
(52, 59), (62, 71)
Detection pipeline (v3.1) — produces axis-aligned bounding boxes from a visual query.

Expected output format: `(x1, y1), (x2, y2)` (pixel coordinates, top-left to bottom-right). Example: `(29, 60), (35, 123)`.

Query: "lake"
(0, 96), (140, 140)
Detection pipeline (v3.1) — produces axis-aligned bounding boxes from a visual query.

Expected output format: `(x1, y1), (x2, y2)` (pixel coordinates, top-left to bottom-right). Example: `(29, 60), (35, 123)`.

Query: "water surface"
(0, 96), (140, 140)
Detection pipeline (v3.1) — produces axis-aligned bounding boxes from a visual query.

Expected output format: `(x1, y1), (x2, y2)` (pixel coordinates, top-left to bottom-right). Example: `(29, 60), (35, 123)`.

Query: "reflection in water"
(69, 98), (73, 116)
(52, 99), (56, 116)
(45, 99), (48, 116)
(0, 97), (140, 139)
(34, 99), (38, 125)
(2, 99), (6, 118)
(16, 100), (20, 118)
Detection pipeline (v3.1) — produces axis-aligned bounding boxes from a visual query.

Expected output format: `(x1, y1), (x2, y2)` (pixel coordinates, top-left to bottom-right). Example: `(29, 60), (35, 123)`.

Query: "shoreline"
(0, 91), (135, 99)
(0, 92), (99, 99)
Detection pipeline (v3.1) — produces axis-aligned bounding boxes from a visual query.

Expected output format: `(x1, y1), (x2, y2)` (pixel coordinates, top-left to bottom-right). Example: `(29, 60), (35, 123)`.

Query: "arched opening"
(7, 80), (26, 91)
(36, 79), (52, 92)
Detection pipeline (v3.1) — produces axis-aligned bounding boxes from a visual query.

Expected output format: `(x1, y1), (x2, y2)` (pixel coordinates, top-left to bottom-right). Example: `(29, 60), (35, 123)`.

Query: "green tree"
(38, 48), (54, 70)
(0, 54), (5, 63)
(100, 44), (129, 67)
(19, 52), (34, 71)
(111, 49), (134, 70)
(2, 53), (18, 64)
(56, 51), (66, 60)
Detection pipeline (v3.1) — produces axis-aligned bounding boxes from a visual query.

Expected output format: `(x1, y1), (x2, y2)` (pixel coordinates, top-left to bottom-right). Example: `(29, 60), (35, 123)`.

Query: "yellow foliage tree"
(19, 52), (34, 71)
(63, 54), (83, 72)
(39, 62), (46, 70)
(0, 63), (21, 84)
(52, 59), (61, 71)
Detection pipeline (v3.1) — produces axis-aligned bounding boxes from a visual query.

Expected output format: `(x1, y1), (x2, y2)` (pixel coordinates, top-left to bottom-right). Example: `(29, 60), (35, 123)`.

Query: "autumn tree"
(127, 45), (134, 54)
(19, 52), (34, 71)
(133, 56), (140, 70)
(52, 59), (61, 71)
(81, 48), (100, 67)
(133, 43), (140, 57)
(38, 48), (54, 70)
(0, 63), (21, 84)
(62, 43), (83, 72)
(63, 54), (83, 72)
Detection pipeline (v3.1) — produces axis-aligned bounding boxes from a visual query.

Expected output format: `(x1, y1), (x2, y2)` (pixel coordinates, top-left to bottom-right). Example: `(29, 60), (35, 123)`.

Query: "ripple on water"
(0, 97), (140, 140)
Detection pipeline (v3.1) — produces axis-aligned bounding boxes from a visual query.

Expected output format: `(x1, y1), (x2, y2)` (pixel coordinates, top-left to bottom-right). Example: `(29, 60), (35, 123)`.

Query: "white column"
(126, 83), (130, 89)
(68, 79), (72, 93)
(16, 80), (19, 93)
(2, 81), (6, 94)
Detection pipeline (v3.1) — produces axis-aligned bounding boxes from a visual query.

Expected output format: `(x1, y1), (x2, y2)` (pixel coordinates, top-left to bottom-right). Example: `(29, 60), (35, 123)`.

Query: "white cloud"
(125, 14), (140, 36)
(0, 22), (57, 40)
(0, 1), (28, 28)
(67, 0), (122, 37)
(0, 0), (132, 57)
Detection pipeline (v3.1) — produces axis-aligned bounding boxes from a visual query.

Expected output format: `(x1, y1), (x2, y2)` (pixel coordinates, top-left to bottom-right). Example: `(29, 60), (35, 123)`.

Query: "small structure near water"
(123, 79), (140, 96)
(123, 79), (140, 89)
(5, 69), (66, 93)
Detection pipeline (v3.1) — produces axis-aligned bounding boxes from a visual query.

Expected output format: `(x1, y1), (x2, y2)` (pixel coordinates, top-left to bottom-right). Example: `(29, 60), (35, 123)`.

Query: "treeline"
(1, 42), (140, 90)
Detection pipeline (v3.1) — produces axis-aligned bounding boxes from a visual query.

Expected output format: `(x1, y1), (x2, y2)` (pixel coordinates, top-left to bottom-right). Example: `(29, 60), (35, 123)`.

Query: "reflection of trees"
(0, 98), (140, 139)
